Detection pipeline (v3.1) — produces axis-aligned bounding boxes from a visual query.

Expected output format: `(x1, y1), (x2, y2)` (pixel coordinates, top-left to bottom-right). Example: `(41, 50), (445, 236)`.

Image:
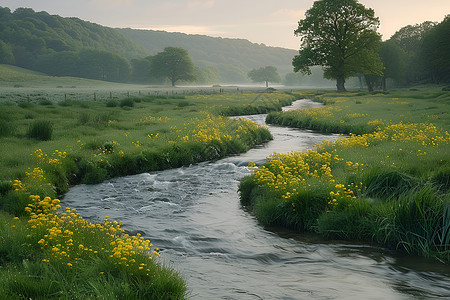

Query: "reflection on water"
(63, 100), (450, 299)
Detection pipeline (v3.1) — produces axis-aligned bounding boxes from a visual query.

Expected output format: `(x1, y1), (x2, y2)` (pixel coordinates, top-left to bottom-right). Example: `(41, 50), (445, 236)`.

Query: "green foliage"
(293, 0), (383, 91)
(150, 47), (197, 86)
(248, 66), (281, 87)
(0, 6), (142, 82)
(119, 28), (297, 83)
(119, 98), (135, 108)
(420, 16), (450, 83)
(26, 120), (53, 141)
(106, 99), (118, 107)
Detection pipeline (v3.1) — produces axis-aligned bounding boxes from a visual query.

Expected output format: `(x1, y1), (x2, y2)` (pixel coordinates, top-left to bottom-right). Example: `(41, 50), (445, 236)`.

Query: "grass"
(0, 208), (186, 299)
(240, 85), (450, 263)
(0, 78), (296, 298)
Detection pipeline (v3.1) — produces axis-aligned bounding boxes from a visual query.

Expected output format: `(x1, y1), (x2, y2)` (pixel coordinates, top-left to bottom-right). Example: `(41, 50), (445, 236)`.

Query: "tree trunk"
(265, 81), (268, 88)
(336, 77), (346, 92)
(382, 77), (387, 91)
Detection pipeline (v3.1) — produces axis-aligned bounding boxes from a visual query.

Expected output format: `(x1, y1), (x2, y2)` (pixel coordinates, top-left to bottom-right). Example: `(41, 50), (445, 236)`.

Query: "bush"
(106, 100), (118, 107)
(26, 120), (53, 141)
(38, 99), (53, 106)
(119, 98), (134, 108)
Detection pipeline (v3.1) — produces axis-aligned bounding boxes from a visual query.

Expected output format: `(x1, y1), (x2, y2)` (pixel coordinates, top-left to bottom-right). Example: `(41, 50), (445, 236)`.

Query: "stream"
(63, 100), (450, 299)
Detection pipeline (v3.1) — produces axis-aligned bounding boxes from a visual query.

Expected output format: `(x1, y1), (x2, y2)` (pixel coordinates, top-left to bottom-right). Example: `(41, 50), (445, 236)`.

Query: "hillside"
(0, 6), (298, 84)
(0, 7), (147, 63)
(119, 28), (297, 82)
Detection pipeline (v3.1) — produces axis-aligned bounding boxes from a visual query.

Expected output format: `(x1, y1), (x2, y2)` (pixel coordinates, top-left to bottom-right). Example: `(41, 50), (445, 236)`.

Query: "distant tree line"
(380, 16), (450, 88)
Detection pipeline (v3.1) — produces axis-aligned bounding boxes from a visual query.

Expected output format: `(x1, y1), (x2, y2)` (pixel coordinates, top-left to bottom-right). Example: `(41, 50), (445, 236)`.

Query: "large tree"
(248, 66), (281, 87)
(293, 0), (383, 92)
(149, 47), (197, 86)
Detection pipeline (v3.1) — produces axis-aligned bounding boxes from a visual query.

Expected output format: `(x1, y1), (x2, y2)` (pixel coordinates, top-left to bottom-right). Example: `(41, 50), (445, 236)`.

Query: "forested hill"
(0, 7), (147, 64)
(0, 6), (298, 84)
(118, 28), (297, 82)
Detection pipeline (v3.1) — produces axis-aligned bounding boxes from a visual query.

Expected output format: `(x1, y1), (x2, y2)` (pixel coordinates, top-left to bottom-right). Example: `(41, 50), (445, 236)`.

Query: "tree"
(379, 40), (407, 89)
(149, 47), (197, 86)
(390, 21), (436, 84)
(419, 16), (450, 83)
(292, 0), (383, 92)
(0, 40), (14, 64)
(248, 66), (281, 87)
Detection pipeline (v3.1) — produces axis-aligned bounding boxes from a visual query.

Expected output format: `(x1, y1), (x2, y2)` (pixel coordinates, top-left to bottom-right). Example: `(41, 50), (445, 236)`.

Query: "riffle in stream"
(63, 100), (450, 299)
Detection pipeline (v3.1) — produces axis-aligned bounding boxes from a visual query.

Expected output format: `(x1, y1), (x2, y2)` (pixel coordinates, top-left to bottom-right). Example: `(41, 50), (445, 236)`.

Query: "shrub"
(119, 98), (134, 108)
(26, 120), (53, 141)
(106, 100), (118, 107)
(38, 99), (53, 106)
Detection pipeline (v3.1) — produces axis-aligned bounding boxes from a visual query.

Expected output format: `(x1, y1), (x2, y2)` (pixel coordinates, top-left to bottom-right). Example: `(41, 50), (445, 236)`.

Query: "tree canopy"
(293, 0), (383, 91)
(149, 47), (197, 86)
(248, 66), (281, 87)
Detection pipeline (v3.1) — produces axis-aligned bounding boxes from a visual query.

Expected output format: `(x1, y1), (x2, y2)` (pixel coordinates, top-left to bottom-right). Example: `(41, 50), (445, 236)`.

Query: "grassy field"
(0, 69), (297, 298)
(241, 85), (450, 263)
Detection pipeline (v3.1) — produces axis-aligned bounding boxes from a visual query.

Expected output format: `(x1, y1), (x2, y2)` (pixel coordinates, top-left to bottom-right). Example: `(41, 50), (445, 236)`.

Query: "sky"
(1, 0), (449, 49)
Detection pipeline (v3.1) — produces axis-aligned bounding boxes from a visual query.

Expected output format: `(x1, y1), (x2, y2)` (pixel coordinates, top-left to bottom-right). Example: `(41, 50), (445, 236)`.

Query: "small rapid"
(63, 100), (450, 299)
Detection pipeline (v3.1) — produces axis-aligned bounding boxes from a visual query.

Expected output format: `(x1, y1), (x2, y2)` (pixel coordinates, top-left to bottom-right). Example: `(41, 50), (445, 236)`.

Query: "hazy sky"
(1, 0), (449, 49)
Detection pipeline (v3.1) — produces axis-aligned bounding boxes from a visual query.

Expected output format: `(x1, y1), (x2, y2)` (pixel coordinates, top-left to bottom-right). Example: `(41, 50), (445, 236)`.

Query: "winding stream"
(63, 100), (450, 299)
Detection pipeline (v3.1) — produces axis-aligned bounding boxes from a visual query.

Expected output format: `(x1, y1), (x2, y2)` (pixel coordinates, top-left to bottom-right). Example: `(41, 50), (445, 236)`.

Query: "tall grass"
(240, 86), (450, 262)
(26, 120), (53, 141)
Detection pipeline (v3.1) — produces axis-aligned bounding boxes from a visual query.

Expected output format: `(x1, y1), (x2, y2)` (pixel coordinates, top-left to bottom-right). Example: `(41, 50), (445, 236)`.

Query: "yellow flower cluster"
(26, 167), (46, 181)
(177, 113), (262, 145)
(147, 133), (159, 139)
(32, 149), (67, 166)
(252, 150), (336, 200)
(13, 179), (26, 192)
(328, 183), (358, 207)
(284, 106), (337, 120)
(25, 195), (160, 275)
(251, 121), (448, 210)
(367, 119), (384, 127)
(140, 115), (171, 123)
(345, 113), (368, 119)
(329, 122), (450, 149)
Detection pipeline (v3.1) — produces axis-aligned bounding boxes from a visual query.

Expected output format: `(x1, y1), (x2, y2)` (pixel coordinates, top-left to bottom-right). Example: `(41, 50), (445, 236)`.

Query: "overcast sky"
(1, 0), (449, 49)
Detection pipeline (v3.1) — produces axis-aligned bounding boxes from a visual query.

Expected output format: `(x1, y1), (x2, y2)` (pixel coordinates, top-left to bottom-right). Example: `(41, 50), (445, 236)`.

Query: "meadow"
(240, 86), (450, 263)
(0, 69), (296, 299)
